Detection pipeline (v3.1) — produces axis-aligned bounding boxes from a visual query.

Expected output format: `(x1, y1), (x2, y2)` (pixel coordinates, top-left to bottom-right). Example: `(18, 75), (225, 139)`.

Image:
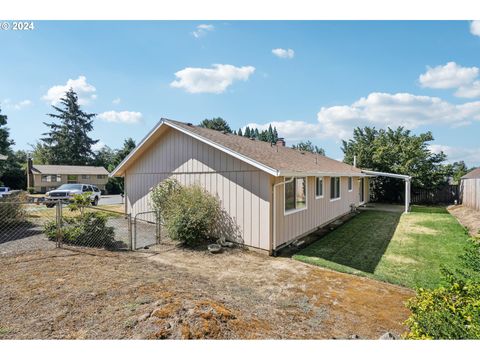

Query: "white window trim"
(315, 176), (324, 199)
(284, 177), (308, 216)
(348, 176), (353, 192)
(330, 176), (341, 201)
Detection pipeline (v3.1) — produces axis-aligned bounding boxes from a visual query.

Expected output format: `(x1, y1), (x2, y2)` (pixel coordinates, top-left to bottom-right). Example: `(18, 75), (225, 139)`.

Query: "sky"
(1, 20), (480, 166)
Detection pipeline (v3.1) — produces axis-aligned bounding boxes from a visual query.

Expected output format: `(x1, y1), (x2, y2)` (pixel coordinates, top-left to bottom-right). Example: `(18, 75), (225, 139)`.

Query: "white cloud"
(429, 144), (480, 166)
(418, 62), (479, 89)
(170, 64), (255, 94)
(92, 141), (106, 152)
(192, 24), (214, 38)
(272, 48), (295, 59)
(42, 75), (97, 105)
(1, 99), (32, 110)
(98, 111), (142, 124)
(112, 98), (121, 105)
(470, 21), (480, 37)
(246, 92), (480, 142)
(455, 80), (480, 98)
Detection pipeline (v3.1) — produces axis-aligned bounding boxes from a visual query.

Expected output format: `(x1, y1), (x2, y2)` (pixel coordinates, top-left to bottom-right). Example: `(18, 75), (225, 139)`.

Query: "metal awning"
(361, 169), (412, 213)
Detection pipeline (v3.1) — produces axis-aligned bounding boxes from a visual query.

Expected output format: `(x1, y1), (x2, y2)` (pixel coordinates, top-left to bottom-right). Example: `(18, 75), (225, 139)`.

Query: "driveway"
(99, 194), (123, 206)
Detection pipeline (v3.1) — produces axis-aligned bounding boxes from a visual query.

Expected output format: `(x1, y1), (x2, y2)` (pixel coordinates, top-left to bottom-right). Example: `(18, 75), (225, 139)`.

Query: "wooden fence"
(461, 179), (480, 211)
(410, 185), (460, 205)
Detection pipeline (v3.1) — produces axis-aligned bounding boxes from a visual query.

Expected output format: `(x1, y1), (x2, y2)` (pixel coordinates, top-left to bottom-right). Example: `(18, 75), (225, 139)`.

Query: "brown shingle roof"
(31, 165), (108, 175)
(462, 168), (480, 179)
(165, 119), (362, 176)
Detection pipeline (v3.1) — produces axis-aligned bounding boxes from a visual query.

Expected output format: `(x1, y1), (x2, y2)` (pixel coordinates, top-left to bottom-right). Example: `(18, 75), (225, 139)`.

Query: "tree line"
(0, 91), (474, 200)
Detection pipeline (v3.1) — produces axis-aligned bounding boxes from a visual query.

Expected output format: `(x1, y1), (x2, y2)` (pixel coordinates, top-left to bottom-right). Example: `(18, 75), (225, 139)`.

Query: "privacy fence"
(410, 185), (460, 205)
(461, 179), (480, 211)
(0, 200), (161, 256)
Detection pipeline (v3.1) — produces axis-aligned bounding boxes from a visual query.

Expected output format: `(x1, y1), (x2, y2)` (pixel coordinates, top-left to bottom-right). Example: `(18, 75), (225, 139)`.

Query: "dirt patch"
(0, 245), (413, 339)
(448, 205), (480, 238)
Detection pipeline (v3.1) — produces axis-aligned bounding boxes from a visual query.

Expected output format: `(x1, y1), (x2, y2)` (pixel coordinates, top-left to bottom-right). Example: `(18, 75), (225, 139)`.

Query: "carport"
(361, 170), (412, 213)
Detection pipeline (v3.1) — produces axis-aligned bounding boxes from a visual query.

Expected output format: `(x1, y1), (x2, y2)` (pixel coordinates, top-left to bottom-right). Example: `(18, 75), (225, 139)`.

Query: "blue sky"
(1, 21), (480, 166)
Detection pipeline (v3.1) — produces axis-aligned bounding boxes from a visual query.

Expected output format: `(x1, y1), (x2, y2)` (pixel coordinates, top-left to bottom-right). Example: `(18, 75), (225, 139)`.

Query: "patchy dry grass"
(0, 246), (412, 339)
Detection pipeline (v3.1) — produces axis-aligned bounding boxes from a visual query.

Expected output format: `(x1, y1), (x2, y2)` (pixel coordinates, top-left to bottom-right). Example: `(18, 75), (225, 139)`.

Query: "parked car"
(0, 186), (11, 198)
(45, 184), (101, 207)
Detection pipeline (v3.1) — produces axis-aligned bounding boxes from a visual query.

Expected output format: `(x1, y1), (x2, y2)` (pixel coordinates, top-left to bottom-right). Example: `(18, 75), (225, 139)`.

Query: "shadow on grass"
(410, 205), (448, 214)
(294, 211), (401, 274)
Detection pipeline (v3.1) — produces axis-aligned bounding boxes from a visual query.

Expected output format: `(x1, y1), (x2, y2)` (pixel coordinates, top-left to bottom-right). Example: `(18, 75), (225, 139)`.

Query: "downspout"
(272, 176), (294, 256)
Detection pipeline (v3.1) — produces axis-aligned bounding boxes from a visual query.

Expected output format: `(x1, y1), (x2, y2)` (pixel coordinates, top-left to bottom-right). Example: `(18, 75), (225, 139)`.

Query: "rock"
(350, 334), (360, 339)
(379, 332), (396, 340)
(138, 312), (151, 322)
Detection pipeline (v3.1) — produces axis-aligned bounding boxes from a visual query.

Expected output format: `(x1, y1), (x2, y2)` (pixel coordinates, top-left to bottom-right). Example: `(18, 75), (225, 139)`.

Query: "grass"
(293, 205), (471, 289)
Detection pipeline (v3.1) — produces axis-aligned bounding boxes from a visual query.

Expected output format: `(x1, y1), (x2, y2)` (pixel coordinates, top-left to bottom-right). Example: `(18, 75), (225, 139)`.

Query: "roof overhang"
(361, 169), (411, 180)
(278, 171), (367, 178)
(110, 118), (280, 177)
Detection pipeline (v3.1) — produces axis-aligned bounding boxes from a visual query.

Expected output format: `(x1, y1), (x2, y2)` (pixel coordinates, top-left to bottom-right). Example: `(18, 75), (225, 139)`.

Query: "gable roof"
(462, 168), (480, 179)
(111, 118), (364, 178)
(31, 165), (109, 175)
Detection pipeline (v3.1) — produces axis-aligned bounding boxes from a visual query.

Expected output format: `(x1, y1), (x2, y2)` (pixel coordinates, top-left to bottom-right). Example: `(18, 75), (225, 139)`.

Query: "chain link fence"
(0, 198), (168, 255)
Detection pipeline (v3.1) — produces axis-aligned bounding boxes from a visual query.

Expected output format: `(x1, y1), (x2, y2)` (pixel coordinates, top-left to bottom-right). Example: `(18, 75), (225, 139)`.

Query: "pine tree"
(0, 107), (25, 188)
(238, 128), (243, 137)
(198, 117), (232, 133)
(254, 128), (260, 139)
(244, 126), (251, 138)
(41, 89), (98, 165)
(273, 127), (279, 142)
(267, 124), (274, 143)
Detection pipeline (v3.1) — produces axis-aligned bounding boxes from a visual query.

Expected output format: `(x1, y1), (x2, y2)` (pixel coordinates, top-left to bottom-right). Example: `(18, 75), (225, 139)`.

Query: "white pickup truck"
(0, 186), (11, 198)
(45, 184), (102, 207)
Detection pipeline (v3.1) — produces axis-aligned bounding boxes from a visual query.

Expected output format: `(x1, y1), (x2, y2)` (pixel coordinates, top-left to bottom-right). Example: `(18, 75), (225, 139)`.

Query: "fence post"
(55, 200), (63, 248)
(127, 213), (133, 250)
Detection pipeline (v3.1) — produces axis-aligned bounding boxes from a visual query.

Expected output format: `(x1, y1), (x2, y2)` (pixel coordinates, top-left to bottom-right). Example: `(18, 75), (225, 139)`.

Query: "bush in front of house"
(44, 212), (115, 248)
(0, 191), (28, 226)
(150, 178), (181, 222)
(156, 183), (220, 246)
(404, 238), (480, 339)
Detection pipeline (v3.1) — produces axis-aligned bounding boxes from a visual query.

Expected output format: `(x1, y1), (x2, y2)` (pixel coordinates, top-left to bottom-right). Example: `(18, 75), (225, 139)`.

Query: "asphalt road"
(99, 194), (124, 205)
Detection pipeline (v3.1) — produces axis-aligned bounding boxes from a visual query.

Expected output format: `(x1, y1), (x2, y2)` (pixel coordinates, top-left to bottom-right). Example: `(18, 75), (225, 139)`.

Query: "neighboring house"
(460, 168), (480, 211)
(111, 118), (377, 254)
(29, 164), (109, 193)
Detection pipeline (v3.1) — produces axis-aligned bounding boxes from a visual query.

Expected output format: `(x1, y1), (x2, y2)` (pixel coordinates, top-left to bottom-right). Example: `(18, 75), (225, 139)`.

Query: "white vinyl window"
(348, 177), (353, 192)
(41, 174), (61, 182)
(315, 177), (324, 198)
(330, 177), (341, 200)
(285, 177), (307, 214)
(82, 175), (90, 180)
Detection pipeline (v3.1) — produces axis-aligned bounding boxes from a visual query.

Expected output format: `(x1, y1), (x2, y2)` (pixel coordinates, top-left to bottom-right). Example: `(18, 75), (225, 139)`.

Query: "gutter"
(272, 176), (294, 255)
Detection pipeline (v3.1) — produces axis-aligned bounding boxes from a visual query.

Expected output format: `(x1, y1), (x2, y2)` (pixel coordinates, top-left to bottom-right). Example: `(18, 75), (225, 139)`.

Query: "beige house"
(29, 164), (109, 193)
(112, 119), (373, 254)
(461, 168), (480, 211)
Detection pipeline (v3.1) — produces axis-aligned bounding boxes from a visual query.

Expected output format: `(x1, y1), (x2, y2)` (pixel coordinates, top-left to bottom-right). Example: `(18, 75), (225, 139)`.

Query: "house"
(112, 118), (398, 254)
(28, 164), (109, 193)
(460, 168), (480, 211)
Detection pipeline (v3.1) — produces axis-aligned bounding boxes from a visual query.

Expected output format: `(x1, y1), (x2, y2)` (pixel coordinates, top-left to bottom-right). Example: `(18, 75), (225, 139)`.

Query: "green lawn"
(293, 206), (471, 289)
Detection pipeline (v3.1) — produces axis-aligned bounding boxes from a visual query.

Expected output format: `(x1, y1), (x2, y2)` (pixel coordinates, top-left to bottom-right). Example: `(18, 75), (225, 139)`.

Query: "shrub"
(44, 212), (115, 248)
(150, 178), (181, 222)
(163, 185), (220, 246)
(404, 238), (480, 339)
(0, 192), (28, 226)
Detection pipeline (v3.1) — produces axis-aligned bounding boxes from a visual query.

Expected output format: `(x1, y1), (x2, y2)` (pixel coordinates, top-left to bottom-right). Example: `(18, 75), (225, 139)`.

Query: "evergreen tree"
(273, 127), (279, 142)
(198, 117), (232, 133)
(254, 128), (260, 139)
(244, 126), (251, 138)
(0, 107), (26, 188)
(41, 88), (98, 165)
(292, 141), (325, 155)
(267, 124), (274, 143)
(237, 128), (243, 137)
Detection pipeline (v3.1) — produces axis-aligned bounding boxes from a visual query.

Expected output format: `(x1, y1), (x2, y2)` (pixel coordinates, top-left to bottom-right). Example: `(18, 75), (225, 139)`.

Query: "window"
(315, 177), (324, 198)
(67, 175), (78, 183)
(348, 177), (353, 192)
(97, 175), (107, 179)
(82, 175), (90, 180)
(41, 174), (61, 182)
(285, 177), (307, 213)
(330, 177), (341, 200)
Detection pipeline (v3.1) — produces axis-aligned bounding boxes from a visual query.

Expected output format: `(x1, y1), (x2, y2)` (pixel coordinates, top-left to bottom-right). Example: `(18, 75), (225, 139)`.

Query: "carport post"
(405, 178), (411, 213)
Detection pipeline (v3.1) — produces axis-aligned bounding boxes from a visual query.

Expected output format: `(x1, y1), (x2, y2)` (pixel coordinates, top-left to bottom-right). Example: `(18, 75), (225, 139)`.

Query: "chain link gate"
(132, 210), (161, 250)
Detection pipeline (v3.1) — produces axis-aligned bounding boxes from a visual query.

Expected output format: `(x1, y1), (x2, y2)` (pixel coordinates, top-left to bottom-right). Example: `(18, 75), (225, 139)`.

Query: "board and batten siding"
(124, 127), (272, 250)
(273, 175), (365, 248)
(461, 178), (480, 211)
